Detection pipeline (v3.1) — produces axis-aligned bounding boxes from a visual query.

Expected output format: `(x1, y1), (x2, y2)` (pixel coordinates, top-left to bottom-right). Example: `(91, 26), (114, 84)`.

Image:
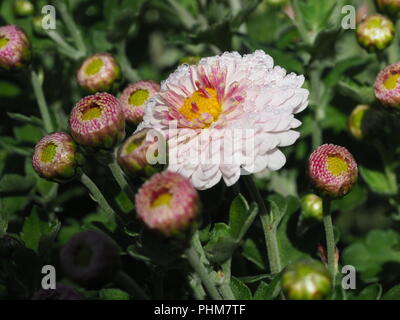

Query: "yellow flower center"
(326, 156), (348, 176)
(179, 88), (221, 124)
(81, 103), (102, 121)
(84, 57), (104, 76)
(384, 73), (400, 90)
(0, 36), (9, 49)
(41, 142), (57, 163)
(151, 192), (172, 208)
(129, 89), (149, 107)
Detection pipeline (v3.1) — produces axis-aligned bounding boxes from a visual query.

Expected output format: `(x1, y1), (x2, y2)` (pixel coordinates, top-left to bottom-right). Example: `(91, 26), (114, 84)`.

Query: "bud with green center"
(60, 230), (121, 289)
(301, 194), (323, 221)
(0, 25), (31, 70)
(69, 92), (125, 150)
(376, 0), (400, 16)
(356, 14), (395, 51)
(32, 132), (81, 183)
(282, 259), (332, 300)
(77, 53), (121, 93)
(308, 144), (358, 199)
(120, 80), (160, 125)
(374, 62), (400, 108)
(348, 105), (370, 140)
(117, 129), (159, 177)
(13, 0), (34, 17)
(135, 171), (199, 237)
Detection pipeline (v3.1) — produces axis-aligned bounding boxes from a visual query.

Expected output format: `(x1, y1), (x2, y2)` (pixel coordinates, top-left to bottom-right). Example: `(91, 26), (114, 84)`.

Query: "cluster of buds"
(32, 132), (82, 183)
(60, 230), (121, 288)
(308, 144), (358, 199)
(69, 92), (125, 150)
(356, 14), (394, 51)
(77, 53), (121, 93)
(0, 25), (31, 70)
(119, 80), (160, 125)
(282, 259), (332, 300)
(135, 171), (199, 237)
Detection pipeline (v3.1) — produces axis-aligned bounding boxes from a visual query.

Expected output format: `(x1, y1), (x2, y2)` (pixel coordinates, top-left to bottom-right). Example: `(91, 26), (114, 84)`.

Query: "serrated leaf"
(253, 275), (281, 300)
(0, 174), (35, 195)
(359, 166), (397, 195)
(20, 207), (52, 252)
(231, 277), (252, 300)
(352, 284), (382, 300)
(382, 285), (400, 300)
(242, 238), (267, 270)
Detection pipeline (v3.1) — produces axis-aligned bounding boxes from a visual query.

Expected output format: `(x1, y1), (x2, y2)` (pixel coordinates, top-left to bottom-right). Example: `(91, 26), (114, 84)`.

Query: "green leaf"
(382, 285), (400, 300)
(20, 207), (53, 252)
(204, 223), (236, 264)
(7, 113), (43, 127)
(253, 275), (281, 300)
(229, 194), (250, 239)
(342, 230), (400, 282)
(242, 238), (267, 270)
(0, 174), (35, 195)
(359, 166), (397, 195)
(99, 288), (130, 300)
(231, 277), (252, 300)
(351, 284), (382, 300)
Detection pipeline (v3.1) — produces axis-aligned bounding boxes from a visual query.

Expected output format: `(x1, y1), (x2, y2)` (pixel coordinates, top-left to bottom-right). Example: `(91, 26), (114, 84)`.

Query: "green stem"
(242, 175), (282, 274)
(30, 70), (54, 133)
(185, 238), (222, 300)
(108, 158), (136, 201)
(322, 198), (336, 284)
(47, 30), (83, 60)
(55, 0), (86, 55)
(219, 259), (236, 300)
(79, 172), (118, 221)
(115, 271), (149, 300)
(116, 41), (140, 82)
(373, 141), (398, 194)
(188, 274), (206, 300)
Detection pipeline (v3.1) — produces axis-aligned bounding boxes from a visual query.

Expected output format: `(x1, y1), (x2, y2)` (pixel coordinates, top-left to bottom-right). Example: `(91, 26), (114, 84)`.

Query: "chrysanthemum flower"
(77, 53), (121, 93)
(117, 129), (159, 176)
(308, 144), (358, 199)
(60, 230), (121, 288)
(374, 62), (400, 108)
(137, 50), (309, 190)
(377, 0), (400, 16)
(0, 25), (31, 70)
(32, 132), (80, 182)
(135, 171), (199, 236)
(69, 92), (125, 150)
(282, 259), (331, 300)
(120, 81), (160, 125)
(356, 14), (395, 51)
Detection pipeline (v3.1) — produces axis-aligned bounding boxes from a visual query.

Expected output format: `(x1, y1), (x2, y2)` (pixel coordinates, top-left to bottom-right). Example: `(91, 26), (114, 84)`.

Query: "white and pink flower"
(138, 50), (309, 190)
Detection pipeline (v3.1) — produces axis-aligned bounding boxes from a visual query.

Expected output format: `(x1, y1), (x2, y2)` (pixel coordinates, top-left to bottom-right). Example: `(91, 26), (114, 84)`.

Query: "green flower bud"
(301, 194), (323, 221)
(376, 0), (400, 16)
(179, 56), (201, 65)
(356, 14), (395, 51)
(348, 105), (369, 140)
(32, 16), (46, 37)
(13, 0), (34, 17)
(282, 259), (332, 300)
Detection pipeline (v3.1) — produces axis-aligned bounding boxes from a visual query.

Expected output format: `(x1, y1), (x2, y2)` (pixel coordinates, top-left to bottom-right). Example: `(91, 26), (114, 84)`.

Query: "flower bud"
(308, 144), (358, 199)
(348, 104), (369, 140)
(13, 0), (34, 17)
(60, 230), (121, 288)
(135, 171), (199, 237)
(117, 129), (159, 177)
(120, 80), (160, 125)
(32, 283), (84, 300)
(179, 56), (201, 65)
(32, 132), (81, 183)
(301, 194), (323, 221)
(32, 16), (46, 36)
(374, 62), (400, 108)
(0, 25), (31, 70)
(282, 259), (332, 300)
(69, 92), (125, 150)
(376, 0), (400, 16)
(356, 14), (395, 51)
(77, 53), (121, 93)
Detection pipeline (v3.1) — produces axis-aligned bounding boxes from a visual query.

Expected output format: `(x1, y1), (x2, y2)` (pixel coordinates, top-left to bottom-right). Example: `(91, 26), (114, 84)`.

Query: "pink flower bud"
(69, 92), (125, 150)
(308, 144), (358, 198)
(374, 62), (400, 108)
(119, 81), (160, 125)
(32, 132), (80, 182)
(0, 25), (31, 70)
(77, 53), (121, 93)
(135, 171), (199, 237)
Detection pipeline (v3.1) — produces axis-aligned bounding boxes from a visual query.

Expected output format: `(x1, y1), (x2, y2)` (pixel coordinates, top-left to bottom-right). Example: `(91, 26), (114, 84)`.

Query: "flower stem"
(116, 41), (140, 82)
(219, 259), (236, 300)
(108, 157), (136, 202)
(47, 30), (83, 60)
(185, 237), (222, 300)
(242, 175), (282, 274)
(115, 271), (149, 300)
(322, 197), (336, 284)
(30, 70), (54, 133)
(55, 0), (86, 55)
(79, 171), (118, 221)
